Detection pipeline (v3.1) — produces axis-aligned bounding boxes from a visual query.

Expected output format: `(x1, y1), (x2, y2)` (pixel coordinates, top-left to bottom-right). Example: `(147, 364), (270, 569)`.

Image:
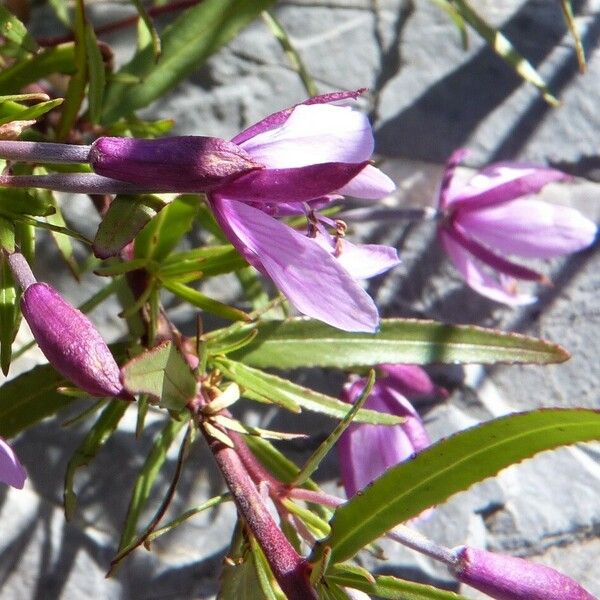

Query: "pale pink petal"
(456, 199), (597, 258)
(0, 438), (26, 489)
(211, 196), (379, 332)
(239, 104), (374, 168)
(313, 232), (399, 280)
(439, 230), (536, 306)
(337, 164), (396, 199)
(379, 364), (449, 400)
(232, 90), (365, 145)
(446, 163), (569, 211)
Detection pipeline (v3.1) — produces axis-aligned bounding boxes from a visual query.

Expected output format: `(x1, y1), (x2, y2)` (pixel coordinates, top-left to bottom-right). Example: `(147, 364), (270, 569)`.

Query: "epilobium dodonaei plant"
(0, 3), (598, 597)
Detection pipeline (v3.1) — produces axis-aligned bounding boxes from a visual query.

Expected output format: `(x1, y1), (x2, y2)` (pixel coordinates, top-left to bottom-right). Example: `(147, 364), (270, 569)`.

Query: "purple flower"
(338, 364), (445, 498)
(0, 438), (26, 489)
(438, 150), (597, 305)
(210, 91), (399, 332)
(7, 252), (124, 398)
(452, 545), (597, 600)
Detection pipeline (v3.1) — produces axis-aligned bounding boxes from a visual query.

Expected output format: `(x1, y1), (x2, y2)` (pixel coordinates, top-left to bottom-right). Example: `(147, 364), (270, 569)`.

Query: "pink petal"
(211, 196), (379, 332)
(456, 199), (597, 258)
(215, 161), (368, 204)
(337, 164), (396, 200)
(239, 104), (374, 168)
(232, 90), (365, 145)
(446, 163), (569, 211)
(439, 230), (536, 306)
(379, 364), (448, 400)
(313, 232), (400, 280)
(438, 148), (470, 210)
(0, 438), (26, 489)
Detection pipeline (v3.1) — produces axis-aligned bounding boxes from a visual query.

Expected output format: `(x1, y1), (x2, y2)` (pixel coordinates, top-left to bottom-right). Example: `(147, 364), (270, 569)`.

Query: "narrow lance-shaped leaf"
(292, 370), (376, 487)
(311, 409), (600, 565)
(162, 279), (251, 323)
(450, 0), (558, 105)
(121, 341), (198, 411)
(101, 0), (276, 122)
(85, 24), (107, 124)
(215, 357), (404, 425)
(0, 5), (38, 54)
(0, 98), (63, 126)
(0, 43), (76, 93)
(228, 318), (570, 369)
(327, 564), (468, 600)
(118, 416), (187, 551)
(0, 363), (74, 437)
(134, 195), (199, 262)
(64, 400), (128, 520)
(93, 194), (165, 259)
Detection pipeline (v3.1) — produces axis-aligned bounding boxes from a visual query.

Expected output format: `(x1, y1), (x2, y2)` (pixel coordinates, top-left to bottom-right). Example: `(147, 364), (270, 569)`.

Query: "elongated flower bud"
(89, 136), (262, 191)
(7, 251), (124, 397)
(21, 283), (124, 397)
(452, 546), (597, 600)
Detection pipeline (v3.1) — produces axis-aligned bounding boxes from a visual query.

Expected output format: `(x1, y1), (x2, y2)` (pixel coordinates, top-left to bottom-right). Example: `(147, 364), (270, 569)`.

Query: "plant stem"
(203, 430), (317, 599)
(0, 173), (155, 194)
(0, 140), (91, 163)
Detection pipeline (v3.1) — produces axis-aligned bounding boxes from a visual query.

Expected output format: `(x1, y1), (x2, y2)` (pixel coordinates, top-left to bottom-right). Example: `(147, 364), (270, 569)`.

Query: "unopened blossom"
(7, 253), (125, 398)
(0, 438), (26, 489)
(438, 149), (597, 305)
(338, 364), (446, 498)
(210, 91), (399, 332)
(452, 545), (597, 600)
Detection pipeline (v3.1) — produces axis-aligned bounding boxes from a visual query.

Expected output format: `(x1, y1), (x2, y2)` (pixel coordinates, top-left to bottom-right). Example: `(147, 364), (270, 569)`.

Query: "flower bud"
(452, 546), (597, 600)
(89, 136), (262, 192)
(0, 438), (26, 489)
(338, 365), (439, 498)
(21, 282), (124, 397)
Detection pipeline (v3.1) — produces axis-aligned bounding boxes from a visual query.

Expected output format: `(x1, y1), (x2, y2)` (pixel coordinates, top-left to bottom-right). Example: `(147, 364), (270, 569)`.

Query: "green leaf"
(0, 44), (75, 94)
(0, 186), (55, 217)
(118, 416), (187, 550)
(0, 98), (63, 126)
(134, 195), (199, 262)
(56, 0), (88, 140)
(560, 0), (586, 73)
(93, 194), (164, 259)
(0, 6), (38, 54)
(450, 0), (558, 105)
(292, 370), (375, 487)
(85, 24), (106, 124)
(0, 249), (18, 374)
(214, 358), (402, 425)
(159, 245), (246, 280)
(131, 0), (161, 60)
(219, 526), (273, 600)
(105, 117), (174, 138)
(64, 400), (127, 520)
(121, 341), (198, 411)
(146, 493), (231, 543)
(0, 364), (74, 437)
(261, 11), (318, 97)
(229, 318), (569, 369)
(312, 409), (600, 565)
(163, 279), (250, 322)
(327, 564), (467, 600)
(101, 0), (276, 122)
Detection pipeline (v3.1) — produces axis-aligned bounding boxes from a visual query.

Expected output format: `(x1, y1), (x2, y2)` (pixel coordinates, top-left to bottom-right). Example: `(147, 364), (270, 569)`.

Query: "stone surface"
(1, 0), (599, 598)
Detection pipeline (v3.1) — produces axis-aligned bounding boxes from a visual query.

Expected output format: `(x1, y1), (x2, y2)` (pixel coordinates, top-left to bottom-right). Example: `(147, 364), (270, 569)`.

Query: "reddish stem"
(37, 0), (204, 47)
(204, 431), (317, 600)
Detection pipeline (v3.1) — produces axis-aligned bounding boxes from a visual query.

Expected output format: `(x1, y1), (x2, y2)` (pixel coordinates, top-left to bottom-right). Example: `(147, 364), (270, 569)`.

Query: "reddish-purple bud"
(89, 136), (262, 192)
(452, 546), (597, 600)
(21, 283), (124, 397)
